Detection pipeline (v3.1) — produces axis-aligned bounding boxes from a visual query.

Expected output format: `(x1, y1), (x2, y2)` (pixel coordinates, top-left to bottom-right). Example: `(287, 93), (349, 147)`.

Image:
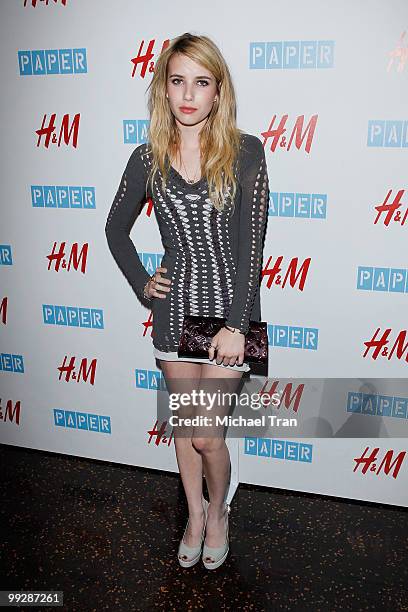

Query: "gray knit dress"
(105, 132), (269, 373)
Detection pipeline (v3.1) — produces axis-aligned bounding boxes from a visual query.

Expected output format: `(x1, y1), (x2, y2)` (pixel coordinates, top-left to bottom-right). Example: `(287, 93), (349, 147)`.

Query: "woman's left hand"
(208, 327), (245, 367)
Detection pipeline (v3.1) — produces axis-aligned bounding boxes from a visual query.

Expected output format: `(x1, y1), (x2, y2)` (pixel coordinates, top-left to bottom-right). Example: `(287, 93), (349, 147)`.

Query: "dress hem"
(153, 345), (251, 373)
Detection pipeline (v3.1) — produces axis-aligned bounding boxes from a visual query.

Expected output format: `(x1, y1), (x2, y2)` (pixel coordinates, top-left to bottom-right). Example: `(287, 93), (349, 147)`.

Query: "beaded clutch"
(177, 315), (268, 365)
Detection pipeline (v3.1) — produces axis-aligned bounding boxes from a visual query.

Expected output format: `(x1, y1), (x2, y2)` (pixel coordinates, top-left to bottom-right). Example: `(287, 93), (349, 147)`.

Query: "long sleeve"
(105, 144), (152, 307)
(225, 135), (269, 334)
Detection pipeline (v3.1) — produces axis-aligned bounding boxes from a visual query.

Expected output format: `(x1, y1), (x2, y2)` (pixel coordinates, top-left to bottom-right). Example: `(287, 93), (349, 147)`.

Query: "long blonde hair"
(145, 32), (242, 213)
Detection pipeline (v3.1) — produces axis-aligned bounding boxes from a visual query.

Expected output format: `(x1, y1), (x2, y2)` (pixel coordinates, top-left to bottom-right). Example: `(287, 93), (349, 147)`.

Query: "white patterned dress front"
(105, 132), (269, 374)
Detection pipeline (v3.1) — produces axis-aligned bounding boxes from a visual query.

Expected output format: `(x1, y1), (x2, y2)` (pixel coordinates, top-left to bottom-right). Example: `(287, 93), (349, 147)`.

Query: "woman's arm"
(224, 135), (269, 334)
(105, 144), (153, 306)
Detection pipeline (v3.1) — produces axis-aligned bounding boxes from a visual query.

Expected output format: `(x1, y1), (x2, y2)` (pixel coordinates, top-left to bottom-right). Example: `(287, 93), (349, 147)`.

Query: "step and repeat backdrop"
(1, 0), (407, 508)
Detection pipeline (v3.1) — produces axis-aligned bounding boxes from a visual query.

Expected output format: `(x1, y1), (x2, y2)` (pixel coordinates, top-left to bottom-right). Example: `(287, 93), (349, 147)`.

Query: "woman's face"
(166, 53), (218, 130)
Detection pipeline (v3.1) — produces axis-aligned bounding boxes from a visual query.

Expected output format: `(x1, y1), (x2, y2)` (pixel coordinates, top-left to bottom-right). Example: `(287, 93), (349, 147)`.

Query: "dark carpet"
(0, 443), (407, 611)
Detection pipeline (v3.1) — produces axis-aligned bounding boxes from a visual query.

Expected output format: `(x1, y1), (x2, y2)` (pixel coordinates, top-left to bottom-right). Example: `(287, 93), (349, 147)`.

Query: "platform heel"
(202, 502), (231, 570)
(178, 497), (209, 568)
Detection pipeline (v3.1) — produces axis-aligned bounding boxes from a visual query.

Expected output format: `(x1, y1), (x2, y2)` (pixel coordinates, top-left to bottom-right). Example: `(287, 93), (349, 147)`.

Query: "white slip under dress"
(153, 347), (251, 373)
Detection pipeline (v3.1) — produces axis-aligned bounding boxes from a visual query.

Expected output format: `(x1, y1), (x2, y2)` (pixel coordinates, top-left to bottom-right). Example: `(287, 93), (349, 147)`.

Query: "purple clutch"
(177, 315), (268, 365)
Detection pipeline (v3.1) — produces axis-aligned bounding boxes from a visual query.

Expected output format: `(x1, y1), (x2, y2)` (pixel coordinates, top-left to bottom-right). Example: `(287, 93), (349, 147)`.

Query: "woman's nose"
(183, 87), (193, 100)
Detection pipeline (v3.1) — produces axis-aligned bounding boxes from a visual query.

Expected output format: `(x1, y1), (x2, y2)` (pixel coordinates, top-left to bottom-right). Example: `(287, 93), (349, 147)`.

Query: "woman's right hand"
(144, 267), (172, 299)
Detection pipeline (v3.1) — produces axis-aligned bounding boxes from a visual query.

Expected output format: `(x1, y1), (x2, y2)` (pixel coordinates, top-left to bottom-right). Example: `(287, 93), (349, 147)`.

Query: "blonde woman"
(105, 32), (269, 569)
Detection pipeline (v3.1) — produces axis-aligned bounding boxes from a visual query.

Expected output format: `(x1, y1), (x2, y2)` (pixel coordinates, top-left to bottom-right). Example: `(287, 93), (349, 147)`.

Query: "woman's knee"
(191, 436), (225, 454)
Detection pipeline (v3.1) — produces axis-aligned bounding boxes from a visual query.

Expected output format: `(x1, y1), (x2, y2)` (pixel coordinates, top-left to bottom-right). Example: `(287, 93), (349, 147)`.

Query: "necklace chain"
(180, 153), (200, 184)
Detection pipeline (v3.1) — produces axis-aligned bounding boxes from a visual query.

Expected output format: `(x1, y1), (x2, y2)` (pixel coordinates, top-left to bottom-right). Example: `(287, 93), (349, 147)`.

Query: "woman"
(105, 32), (269, 569)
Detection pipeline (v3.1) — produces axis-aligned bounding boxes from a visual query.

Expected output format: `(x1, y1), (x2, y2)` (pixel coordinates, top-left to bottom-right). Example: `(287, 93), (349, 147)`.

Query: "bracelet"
(143, 274), (155, 300)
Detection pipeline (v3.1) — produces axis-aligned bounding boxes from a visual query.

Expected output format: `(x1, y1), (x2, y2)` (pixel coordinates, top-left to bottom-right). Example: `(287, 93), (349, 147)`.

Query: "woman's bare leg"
(159, 360), (205, 547)
(191, 364), (244, 549)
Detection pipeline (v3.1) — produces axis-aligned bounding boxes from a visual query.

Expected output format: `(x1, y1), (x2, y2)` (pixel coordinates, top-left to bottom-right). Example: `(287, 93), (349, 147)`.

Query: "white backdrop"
(1, 0), (407, 508)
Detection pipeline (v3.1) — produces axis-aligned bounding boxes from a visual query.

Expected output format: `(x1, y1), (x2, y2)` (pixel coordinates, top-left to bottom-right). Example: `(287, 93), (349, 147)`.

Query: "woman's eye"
(170, 79), (209, 86)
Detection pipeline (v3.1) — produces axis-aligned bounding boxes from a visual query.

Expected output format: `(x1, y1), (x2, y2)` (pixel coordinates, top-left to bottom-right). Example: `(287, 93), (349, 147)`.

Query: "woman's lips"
(179, 107), (197, 114)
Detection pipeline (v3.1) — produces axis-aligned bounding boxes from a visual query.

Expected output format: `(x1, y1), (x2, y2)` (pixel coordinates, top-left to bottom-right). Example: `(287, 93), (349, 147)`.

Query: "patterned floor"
(0, 443), (407, 611)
